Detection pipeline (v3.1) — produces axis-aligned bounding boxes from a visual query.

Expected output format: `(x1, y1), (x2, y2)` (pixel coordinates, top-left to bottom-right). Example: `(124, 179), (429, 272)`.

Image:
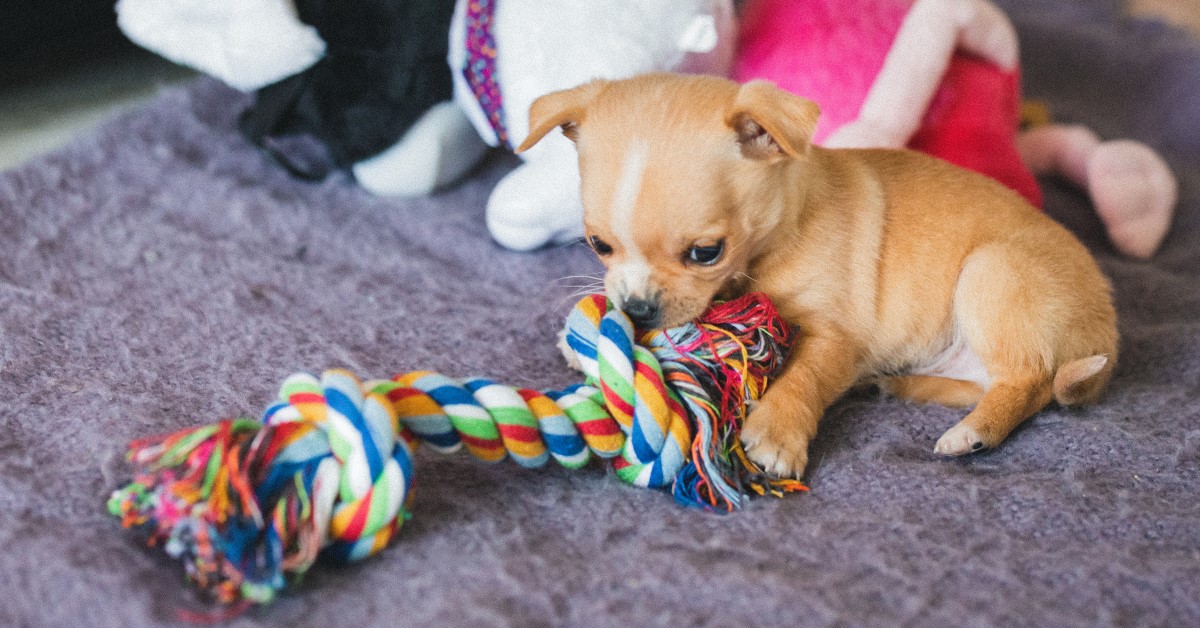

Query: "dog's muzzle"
(622, 296), (662, 329)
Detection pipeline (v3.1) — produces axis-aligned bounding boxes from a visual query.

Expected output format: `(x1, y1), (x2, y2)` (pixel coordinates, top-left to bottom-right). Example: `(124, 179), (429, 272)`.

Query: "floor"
(1131, 0), (1200, 33)
(0, 2), (1196, 174)
(0, 54), (194, 171)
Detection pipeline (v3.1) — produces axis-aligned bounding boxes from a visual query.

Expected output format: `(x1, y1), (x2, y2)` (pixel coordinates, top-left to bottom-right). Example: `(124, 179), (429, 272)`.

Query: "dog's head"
(518, 73), (820, 328)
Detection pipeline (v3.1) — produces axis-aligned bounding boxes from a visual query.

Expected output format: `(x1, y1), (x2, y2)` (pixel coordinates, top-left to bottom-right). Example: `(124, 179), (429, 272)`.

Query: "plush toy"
(116, 0), (488, 197)
(734, 0), (1178, 258)
(448, 0), (739, 250)
(107, 293), (802, 605)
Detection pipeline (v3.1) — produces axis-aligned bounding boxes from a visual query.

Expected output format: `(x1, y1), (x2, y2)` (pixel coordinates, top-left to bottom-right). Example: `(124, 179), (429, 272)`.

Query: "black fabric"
(1, 1), (145, 87)
(239, 0), (458, 174)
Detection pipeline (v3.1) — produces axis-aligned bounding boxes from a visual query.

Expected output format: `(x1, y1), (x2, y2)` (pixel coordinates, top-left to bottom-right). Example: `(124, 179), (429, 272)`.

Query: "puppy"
(518, 73), (1117, 478)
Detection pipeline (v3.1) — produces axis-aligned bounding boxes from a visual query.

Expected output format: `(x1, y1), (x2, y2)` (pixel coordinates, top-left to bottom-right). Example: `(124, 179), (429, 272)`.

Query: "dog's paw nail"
(751, 447), (806, 479)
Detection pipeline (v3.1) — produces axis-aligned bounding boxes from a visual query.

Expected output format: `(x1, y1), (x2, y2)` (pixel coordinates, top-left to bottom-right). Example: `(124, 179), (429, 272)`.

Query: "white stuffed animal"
(449, 0), (738, 251)
(118, 0), (736, 243)
(117, 0), (488, 197)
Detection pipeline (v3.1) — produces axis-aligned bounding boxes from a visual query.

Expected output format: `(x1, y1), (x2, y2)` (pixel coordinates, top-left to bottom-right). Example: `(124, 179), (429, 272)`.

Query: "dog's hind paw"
(934, 423), (987, 456)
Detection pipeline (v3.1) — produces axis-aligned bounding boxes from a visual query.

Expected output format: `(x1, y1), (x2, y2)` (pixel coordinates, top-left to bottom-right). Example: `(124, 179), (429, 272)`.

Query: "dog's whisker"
(563, 286), (604, 300)
(556, 282), (597, 288)
(553, 274), (604, 284)
(554, 274), (605, 294)
(557, 283), (605, 294)
(558, 294), (592, 308)
(556, 281), (609, 308)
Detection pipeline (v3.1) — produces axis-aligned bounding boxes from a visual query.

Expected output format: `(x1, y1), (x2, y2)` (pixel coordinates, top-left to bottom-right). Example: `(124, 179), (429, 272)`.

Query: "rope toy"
(107, 293), (803, 606)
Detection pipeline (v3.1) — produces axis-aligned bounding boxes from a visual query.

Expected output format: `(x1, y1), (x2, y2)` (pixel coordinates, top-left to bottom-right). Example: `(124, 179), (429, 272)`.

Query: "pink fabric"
(734, 0), (908, 144)
(734, 0), (1043, 207)
(908, 56), (1042, 207)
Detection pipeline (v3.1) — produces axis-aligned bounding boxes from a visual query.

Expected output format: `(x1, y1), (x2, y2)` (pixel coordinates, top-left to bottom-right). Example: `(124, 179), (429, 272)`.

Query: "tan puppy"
(517, 73), (1118, 478)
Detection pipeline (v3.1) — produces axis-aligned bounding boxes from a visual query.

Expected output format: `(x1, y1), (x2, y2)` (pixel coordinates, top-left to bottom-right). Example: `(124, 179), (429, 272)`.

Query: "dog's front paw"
(740, 401), (813, 479)
(557, 329), (583, 372)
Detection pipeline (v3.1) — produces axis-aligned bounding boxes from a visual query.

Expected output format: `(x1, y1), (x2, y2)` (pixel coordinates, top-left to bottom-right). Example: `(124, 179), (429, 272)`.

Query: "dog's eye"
(589, 235), (613, 256)
(686, 241), (724, 266)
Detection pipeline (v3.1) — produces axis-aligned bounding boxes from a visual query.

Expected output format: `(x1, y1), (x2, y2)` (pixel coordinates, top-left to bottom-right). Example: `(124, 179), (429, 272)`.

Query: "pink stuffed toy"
(735, 0), (1177, 258)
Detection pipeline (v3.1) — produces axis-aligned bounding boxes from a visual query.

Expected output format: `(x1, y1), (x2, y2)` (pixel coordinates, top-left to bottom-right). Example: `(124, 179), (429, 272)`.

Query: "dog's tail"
(1052, 354), (1113, 406)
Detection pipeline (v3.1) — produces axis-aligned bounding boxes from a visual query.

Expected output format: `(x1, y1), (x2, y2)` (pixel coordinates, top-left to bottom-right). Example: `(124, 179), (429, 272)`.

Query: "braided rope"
(108, 293), (799, 606)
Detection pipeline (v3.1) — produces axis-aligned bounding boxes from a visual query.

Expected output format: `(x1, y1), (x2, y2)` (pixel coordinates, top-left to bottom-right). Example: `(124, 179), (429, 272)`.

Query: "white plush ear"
(116, 0), (326, 92)
(674, 0), (739, 77)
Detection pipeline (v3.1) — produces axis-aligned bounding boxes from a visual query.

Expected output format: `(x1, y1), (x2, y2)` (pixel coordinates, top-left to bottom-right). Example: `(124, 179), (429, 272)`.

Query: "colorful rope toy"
(107, 293), (803, 605)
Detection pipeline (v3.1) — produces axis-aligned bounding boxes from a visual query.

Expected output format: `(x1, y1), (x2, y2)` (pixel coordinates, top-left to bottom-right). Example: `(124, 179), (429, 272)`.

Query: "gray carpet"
(2, 0), (1198, 625)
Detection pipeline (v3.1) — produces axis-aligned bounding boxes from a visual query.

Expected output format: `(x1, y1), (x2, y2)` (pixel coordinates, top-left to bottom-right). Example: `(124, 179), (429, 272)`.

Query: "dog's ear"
(726, 80), (820, 161)
(515, 80), (608, 153)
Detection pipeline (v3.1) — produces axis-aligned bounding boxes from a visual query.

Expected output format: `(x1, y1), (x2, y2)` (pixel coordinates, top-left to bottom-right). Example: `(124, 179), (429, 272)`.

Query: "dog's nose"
(622, 297), (661, 328)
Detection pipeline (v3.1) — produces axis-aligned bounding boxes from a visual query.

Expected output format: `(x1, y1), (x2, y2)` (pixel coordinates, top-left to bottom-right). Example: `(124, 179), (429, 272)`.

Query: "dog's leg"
(934, 244), (1059, 455)
(934, 377), (1053, 455)
(741, 326), (860, 478)
(883, 375), (984, 408)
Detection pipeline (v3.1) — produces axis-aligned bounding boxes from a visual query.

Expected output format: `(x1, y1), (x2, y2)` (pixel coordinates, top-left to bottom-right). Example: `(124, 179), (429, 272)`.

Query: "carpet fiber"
(2, 0), (1198, 625)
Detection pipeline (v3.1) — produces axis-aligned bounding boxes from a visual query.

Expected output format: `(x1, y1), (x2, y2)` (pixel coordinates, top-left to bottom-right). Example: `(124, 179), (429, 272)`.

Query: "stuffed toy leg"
(736, 0), (1178, 258)
(449, 0), (738, 251)
(1015, 125), (1178, 259)
(117, 0), (487, 197)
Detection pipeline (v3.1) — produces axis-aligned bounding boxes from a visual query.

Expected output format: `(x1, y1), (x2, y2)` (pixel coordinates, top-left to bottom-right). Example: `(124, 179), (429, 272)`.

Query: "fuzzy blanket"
(1, 0), (1198, 625)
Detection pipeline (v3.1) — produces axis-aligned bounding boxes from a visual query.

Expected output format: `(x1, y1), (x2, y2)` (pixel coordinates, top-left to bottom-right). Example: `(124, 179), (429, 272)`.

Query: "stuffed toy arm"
(116, 0), (326, 92)
(825, 0), (1018, 149)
